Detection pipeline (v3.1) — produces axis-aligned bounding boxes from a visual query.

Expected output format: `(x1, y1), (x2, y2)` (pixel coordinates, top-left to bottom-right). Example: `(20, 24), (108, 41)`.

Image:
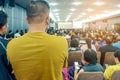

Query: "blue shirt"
(0, 35), (14, 80)
(83, 63), (104, 72)
(113, 42), (120, 49)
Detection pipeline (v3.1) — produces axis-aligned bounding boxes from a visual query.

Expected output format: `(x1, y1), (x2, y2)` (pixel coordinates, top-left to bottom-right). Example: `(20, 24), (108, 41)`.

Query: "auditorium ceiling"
(15, 0), (120, 22)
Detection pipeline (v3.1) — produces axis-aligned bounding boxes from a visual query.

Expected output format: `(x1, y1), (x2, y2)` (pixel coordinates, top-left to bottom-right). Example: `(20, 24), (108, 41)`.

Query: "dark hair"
(84, 49), (97, 64)
(114, 49), (120, 62)
(8, 30), (12, 33)
(86, 38), (92, 49)
(0, 11), (7, 29)
(26, 0), (50, 22)
(70, 39), (79, 47)
(16, 30), (19, 33)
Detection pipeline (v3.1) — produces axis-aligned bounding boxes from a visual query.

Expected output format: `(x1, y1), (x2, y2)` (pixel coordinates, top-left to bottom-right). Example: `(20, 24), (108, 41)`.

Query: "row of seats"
(77, 70), (120, 80)
(68, 51), (115, 68)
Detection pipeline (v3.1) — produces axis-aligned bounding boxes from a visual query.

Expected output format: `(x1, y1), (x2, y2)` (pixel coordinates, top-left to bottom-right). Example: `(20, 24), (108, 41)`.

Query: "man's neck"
(28, 24), (46, 33)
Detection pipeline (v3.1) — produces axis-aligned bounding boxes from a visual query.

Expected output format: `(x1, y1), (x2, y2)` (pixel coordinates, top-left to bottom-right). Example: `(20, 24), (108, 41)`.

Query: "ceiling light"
(79, 15), (83, 18)
(117, 4), (120, 7)
(95, 14), (99, 17)
(66, 15), (71, 21)
(73, 2), (81, 6)
(86, 8), (93, 12)
(89, 16), (93, 18)
(55, 13), (59, 15)
(93, 1), (105, 6)
(50, 12), (56, 22)
(104, 10), (109, 13)
(53, 9), (60, 12)
(70, 8), (76, 11)
(82, 12), (87, 15)
(57, 18), (60, 21)
(50, 2), (58, 6)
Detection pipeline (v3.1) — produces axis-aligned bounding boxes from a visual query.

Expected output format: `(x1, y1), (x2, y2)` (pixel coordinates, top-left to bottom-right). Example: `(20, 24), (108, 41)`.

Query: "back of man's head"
(26, 0), (50, 23)
(0, 11), (7, 29)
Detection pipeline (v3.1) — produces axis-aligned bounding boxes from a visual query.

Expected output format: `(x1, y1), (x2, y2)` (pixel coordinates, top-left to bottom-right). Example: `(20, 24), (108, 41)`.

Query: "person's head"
(114, 50), (120, 64)
(16, 30), (19, 33)
(105, 37), (113, 45)
(0, 11), (8, 34)
(70, 39), (79, 48)
(8, 30), (12, 34)
(85, 38), (92, 49)
(82, 49), (97, 65)
(26, 0), (50, 30)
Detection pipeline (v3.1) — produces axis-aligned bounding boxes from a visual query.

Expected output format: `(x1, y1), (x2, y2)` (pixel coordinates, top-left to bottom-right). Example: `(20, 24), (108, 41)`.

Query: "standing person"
(7, 1), (68, 80)
(0, 11), (14, 80)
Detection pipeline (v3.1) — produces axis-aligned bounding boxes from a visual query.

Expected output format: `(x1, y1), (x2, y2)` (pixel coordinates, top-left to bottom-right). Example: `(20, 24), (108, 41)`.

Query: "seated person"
(68, 39), (80, 52)
(81, 38), (97, 53)
(112, 36), (120, 49)
(74, 49), (104, 80)
(104, 50), (120, 80)
(99, 36), (118, 66)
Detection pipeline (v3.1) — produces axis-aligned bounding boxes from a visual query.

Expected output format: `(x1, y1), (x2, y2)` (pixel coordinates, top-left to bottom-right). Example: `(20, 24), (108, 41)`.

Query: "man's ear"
(46, 16), (50, 25)
(0, 25), (7, 34)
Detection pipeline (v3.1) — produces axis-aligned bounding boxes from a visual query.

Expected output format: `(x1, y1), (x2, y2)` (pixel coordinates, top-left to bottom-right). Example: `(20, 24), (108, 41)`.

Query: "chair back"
(78, 72), (105, 80)
(97, 51), (101, 63)
(111, 70), (120, 80)
(68, 51), (82, 67)
(104, 52), (115, 68)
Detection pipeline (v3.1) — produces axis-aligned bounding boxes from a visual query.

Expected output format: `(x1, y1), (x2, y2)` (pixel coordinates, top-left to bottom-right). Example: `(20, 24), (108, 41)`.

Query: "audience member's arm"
(2, 53), (13, 74)
(74, 69), (84, 80)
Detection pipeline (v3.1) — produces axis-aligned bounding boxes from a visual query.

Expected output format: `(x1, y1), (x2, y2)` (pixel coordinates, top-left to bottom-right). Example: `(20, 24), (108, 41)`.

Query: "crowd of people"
(0, 0), (120, 80)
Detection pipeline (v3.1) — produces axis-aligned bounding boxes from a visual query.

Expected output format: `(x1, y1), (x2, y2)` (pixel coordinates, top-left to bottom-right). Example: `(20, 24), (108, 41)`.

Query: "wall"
(4, 4), (28, 33)
(86, 16), (120, 31)
(58, 22), (73, 29)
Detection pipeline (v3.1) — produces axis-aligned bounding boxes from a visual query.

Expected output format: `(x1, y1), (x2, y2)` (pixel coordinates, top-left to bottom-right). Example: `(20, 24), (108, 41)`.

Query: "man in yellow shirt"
(104, 50), (120, 80)
(7, 1), (68, 80)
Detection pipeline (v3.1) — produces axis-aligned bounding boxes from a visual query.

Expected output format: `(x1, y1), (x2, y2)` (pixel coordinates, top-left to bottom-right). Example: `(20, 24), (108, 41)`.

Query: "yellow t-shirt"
(7, 32), (68, 80)
(104, 64), (120, 80)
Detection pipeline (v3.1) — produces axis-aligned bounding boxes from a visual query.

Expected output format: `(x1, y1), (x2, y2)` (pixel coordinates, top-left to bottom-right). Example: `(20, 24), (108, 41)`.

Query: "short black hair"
(114, 49), (120, 62)
(70, 39), (79, 47)
(84, 49), (97, 64)
(26, 0), (50, 22)
(0, 11), (7, 29)
(86, 38), (92, 49)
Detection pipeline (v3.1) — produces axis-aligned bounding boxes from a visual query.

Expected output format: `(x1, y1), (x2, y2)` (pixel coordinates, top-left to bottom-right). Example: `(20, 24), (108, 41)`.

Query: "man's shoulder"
(8, 36), (24, 46)
(48, 35), (67, 41)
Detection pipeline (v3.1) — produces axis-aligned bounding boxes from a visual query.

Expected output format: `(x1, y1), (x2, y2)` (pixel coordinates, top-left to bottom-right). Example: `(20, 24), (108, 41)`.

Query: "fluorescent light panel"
(117, 4), (120, 7)
(70, 8), (76, 11)
(53, 9), (60, 12)
(93, 1), (105, 6)
(50, 12), (56, 22)
(65, 15), (71, 21)
(50, 2), (58, 6)
(73, 2), (81, 6)
(82, 12), (87, 15)
(86, 8), (93, 12)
